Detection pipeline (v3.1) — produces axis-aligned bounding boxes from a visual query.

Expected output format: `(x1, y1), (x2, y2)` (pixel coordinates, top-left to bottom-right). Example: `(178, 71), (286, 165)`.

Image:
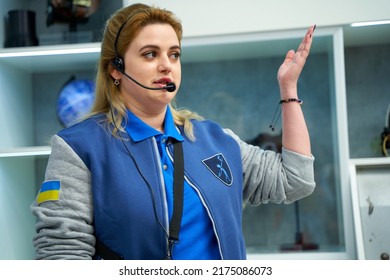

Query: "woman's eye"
(170, 52), (181, 60)
(143, 51), (157, 58)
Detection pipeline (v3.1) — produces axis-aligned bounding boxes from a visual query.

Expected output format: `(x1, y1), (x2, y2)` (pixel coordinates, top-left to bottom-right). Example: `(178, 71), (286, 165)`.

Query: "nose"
(157, 55), (172, 73)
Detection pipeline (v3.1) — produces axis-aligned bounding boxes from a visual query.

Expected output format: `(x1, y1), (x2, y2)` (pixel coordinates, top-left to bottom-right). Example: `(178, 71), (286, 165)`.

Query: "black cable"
(269, 103), (282, 131)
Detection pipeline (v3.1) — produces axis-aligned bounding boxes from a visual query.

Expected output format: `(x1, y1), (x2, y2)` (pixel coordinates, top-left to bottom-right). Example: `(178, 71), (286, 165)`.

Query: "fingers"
(299, 26), (314, 50)
(279, 26), (316, 77)
(296, 25), (316, 58)
(304, 25), (316, 41)
(311, 24), (317, 37)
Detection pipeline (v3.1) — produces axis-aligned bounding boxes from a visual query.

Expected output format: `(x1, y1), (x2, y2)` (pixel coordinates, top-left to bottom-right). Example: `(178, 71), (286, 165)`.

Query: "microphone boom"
(122, 72), (176, 92)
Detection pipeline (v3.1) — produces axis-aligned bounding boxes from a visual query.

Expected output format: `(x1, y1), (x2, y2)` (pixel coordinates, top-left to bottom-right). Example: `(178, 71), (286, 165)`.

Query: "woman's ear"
(109, 63), (122, 80)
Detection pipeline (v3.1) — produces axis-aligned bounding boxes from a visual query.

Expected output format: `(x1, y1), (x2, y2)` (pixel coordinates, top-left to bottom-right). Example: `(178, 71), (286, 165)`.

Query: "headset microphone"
(122, 70), (176, 92)
(164, 82), (176, 92)
(112, 58), (176, 93)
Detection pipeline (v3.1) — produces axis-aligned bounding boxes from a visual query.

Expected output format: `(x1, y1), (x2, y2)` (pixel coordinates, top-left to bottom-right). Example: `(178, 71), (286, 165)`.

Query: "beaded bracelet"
(280, 98), (303, 105)
(269, 98), (303, 131)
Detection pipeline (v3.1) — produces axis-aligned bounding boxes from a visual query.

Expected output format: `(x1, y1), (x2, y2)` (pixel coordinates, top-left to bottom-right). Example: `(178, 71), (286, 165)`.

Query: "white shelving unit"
(0, 26), (355, 261)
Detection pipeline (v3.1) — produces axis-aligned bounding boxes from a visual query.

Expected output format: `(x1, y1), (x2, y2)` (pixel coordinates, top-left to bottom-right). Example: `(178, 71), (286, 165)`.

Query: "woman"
(31, 3), (316, 260)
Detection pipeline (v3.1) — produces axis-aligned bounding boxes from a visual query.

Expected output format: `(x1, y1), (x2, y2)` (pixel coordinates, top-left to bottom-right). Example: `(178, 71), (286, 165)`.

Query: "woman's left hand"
(277, 25), (316, 97)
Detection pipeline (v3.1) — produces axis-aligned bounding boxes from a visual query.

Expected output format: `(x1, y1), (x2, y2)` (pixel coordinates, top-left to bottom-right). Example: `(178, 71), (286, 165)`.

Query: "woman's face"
(112, 23), (181, 115)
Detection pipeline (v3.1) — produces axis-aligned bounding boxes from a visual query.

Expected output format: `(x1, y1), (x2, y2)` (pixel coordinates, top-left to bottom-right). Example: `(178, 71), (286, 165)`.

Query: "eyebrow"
(138, 44), (181, 52)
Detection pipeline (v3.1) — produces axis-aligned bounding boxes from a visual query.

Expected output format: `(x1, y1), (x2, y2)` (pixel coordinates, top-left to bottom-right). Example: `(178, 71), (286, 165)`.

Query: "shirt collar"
(124, 106), (184, 143)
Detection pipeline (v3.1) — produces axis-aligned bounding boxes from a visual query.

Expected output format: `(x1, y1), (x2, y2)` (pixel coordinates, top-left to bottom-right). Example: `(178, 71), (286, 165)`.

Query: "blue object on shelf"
(57, 77), (95, 127)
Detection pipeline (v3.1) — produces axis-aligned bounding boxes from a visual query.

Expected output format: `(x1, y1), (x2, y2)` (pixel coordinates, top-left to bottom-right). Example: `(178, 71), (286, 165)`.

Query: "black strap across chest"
(169, 141), (184, 242)
(162, 141), (184, 259)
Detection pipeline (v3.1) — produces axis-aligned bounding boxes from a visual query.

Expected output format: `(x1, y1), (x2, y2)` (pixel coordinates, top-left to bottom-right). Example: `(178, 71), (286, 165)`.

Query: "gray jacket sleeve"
(31, 135), (95, 259)
(224, 129), (316, 205)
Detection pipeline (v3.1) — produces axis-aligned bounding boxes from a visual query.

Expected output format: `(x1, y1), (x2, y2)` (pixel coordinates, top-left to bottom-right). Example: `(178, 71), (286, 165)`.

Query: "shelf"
(350, 157), (390, 167)
(0, 43), (101, 73)
(0, 146), (51, 158)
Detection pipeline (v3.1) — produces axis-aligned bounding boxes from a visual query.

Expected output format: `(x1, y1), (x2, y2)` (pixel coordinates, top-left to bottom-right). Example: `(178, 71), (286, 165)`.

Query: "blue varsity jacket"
(57, 114), (246, 260)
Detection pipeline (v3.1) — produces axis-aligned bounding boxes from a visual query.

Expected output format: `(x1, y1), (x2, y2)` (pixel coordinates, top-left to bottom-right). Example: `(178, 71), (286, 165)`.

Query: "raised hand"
(277, 25), (316, 97)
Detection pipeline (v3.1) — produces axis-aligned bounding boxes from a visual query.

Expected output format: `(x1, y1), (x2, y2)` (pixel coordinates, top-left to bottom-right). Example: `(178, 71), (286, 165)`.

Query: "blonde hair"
(90, 3), (202, 140)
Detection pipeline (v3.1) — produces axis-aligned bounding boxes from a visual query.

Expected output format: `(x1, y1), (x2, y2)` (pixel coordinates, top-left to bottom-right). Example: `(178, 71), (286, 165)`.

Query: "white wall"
(124, 0), (390, 37)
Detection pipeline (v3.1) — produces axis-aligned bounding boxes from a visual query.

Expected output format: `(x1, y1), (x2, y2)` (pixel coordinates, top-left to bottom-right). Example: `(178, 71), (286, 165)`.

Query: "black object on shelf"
(46, 0), (100, 32)
(4, 10), (39, 48)
(280, 201), (319, 251)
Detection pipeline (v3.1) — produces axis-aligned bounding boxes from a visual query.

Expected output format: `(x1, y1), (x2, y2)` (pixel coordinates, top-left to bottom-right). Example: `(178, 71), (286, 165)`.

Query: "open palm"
(277, 25), (315, 94)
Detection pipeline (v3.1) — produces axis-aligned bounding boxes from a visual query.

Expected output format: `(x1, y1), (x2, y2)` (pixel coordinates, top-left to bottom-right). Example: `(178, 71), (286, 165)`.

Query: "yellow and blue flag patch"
(37, 180), (61, 204)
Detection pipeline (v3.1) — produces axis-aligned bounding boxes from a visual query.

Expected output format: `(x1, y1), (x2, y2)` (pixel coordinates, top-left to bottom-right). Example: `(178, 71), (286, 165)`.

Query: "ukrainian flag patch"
(37, 180), (61, 204)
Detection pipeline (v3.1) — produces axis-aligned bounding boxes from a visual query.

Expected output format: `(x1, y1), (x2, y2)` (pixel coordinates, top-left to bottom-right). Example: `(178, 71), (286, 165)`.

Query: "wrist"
(269, 97), (303, 131)
(279, 85), (298, 99)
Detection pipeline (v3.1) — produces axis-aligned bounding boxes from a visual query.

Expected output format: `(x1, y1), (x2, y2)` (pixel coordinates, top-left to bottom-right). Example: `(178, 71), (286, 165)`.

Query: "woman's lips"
(154, 78), (172, 88)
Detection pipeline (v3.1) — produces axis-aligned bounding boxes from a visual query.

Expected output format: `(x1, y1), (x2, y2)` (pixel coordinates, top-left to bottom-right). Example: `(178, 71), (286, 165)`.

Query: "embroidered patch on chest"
(202, 153), (233, 186)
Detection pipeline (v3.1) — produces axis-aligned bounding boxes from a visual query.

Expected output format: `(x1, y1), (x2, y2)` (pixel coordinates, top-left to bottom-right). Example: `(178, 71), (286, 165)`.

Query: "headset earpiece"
(112, 56), (124, 73)
(112, 16), (129, 74)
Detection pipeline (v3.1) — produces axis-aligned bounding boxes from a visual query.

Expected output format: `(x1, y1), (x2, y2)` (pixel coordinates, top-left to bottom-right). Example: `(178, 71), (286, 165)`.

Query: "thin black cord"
(269, 98), (303, 131)
(269, 102), (283, 131)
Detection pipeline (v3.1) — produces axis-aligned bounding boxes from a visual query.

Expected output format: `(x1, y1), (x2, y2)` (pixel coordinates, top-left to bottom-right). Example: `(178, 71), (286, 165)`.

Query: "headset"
(111, 17), (129, 73)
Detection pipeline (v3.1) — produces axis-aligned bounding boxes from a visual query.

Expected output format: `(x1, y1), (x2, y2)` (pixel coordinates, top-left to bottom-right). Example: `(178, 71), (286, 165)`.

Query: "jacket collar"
(124, 106), (183, 143)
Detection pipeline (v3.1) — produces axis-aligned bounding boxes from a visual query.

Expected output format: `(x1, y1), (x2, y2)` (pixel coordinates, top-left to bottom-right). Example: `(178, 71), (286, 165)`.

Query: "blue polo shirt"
(124, 107), (220, 260)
